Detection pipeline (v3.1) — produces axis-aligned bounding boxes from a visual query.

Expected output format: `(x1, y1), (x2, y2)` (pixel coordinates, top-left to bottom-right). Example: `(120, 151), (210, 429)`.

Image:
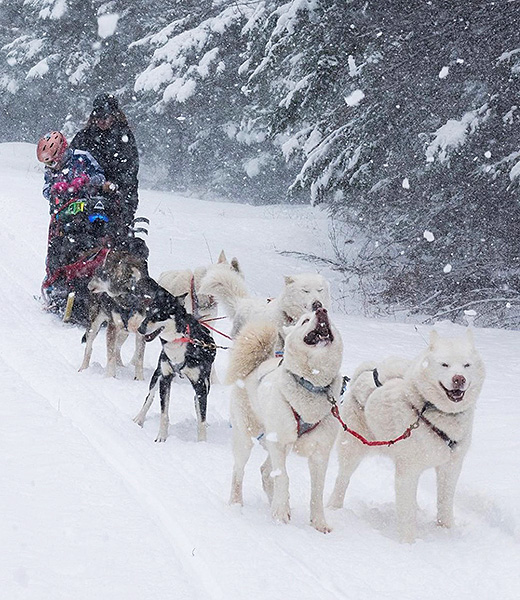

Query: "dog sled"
(41, 189), (149, 325)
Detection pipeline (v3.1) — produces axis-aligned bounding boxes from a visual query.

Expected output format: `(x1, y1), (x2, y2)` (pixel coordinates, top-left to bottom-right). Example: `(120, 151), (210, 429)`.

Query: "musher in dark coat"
(71, 93), (140, 229)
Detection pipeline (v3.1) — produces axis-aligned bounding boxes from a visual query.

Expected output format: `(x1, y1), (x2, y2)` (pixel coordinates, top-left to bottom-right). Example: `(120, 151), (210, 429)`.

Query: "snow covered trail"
(1, 144), (520, 600)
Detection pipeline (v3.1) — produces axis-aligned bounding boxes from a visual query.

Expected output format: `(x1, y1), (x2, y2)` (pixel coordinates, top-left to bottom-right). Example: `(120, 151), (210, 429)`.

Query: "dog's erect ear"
(429, 329), (440, 349)
(465, 328), (475, 346)
(217, 250), (228, 264)
(231, 257), (241, 273)
(284, 275), (295, 286)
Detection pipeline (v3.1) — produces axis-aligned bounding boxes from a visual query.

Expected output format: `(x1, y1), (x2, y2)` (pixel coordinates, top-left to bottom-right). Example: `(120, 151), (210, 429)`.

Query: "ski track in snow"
(1, 145), (520, 600)
(0, 170), (354, 600)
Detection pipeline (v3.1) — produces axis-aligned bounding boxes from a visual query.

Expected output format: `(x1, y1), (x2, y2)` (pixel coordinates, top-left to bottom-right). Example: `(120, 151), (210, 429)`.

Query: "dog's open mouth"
(303, 308), (334, 345)
(143, 326), (164, 343)
(440, 383), (466, 402)
(138, 317), (164, 342)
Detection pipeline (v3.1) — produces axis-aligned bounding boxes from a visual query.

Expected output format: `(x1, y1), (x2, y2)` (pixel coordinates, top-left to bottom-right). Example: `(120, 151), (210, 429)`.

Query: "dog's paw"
(272, 505), (291, 524)
(229, 493), (243, 506)
(197, 423), (207, 442)
(398, 529), (417, 544)
(436, 517), (453, 529)
(133, 415), (145, 427)
(311, 520), (332, 534)
(154, 434), (168, 443)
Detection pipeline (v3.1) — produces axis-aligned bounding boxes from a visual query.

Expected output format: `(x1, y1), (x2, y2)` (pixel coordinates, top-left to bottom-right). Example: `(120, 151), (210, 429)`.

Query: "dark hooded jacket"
(71, 94), (139, 226)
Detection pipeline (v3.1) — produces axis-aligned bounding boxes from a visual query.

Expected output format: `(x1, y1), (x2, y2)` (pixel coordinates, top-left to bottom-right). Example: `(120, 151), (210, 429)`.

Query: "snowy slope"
(1, 143), (519, 600)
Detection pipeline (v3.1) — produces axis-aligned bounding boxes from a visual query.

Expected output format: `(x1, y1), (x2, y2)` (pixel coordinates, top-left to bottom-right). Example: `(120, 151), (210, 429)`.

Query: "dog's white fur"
(329, 329), (485, 542)
(199, 258), (330, 340)
(158, 266), (217, 321)
(227, 309), (343, 532)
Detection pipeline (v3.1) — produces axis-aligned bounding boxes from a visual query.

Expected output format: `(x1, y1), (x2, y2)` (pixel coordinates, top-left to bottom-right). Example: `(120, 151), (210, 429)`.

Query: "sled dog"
(79, 249), (148, 380)
(227, 307), (343, 532)
(126, 277), (217, 442)
(199, 258), (330, 341)
(158, 266), (218, 321)
(329, 329), (485, 542)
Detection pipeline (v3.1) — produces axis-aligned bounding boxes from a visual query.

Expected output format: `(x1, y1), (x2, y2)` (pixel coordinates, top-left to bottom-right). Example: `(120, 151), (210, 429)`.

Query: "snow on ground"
(0, 143), (519, 600)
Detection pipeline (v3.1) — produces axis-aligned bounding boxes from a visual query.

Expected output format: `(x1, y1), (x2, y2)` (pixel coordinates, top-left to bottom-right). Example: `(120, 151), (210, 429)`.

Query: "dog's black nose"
(312, 300), (323, 311)
(452, 374), (466, 389)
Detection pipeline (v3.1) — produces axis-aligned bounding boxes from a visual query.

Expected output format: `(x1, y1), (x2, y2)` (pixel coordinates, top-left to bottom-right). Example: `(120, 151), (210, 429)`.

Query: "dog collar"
(290, 371), (331, 395)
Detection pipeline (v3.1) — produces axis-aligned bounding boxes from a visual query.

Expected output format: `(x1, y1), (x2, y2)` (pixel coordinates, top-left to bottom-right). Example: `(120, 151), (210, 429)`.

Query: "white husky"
(227, 307), (343, 533)
(158, 267), (216, 321)
(157, 252), (238, 321)
(198, 258), (330, 339)
(329, 329), (485, 542)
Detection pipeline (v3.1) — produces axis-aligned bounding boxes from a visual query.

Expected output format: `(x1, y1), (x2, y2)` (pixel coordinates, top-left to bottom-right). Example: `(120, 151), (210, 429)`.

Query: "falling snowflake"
(439, 66), (449, 79)
(344, 89), (365, 106)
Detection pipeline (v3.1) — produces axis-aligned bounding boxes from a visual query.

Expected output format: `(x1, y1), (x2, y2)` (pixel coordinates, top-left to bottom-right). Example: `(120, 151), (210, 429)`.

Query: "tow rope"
(329, 401), (420, 446)
(198, 316), (233, 341)
(148, 323), (230, 351)
(328, 378), (420, 447)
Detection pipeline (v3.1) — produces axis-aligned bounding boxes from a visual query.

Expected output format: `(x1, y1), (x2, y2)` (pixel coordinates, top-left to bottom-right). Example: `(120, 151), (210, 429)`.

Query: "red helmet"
(36, 131), (68, 165)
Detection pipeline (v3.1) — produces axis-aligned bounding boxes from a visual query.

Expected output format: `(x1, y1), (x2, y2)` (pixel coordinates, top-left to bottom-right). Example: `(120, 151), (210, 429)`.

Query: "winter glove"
(69, 173), (90, 193)
(50, 181), (70, 197)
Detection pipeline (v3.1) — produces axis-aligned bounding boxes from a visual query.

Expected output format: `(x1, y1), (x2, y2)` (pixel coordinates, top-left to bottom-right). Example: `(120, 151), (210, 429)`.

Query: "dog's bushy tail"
(226, 321), (278, 384)
(198, 265), (248, 319)
(348, 357), (411, 408)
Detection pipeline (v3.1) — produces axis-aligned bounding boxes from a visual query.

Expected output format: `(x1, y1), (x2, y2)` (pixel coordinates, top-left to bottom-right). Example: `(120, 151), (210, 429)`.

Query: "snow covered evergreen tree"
(132, 0), (298, 200)
(320, 1), (520, 328)
(0, 0), (518, 327)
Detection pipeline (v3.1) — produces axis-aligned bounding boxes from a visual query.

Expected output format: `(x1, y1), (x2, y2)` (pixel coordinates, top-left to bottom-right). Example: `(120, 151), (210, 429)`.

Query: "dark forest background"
(1, 0), (519, 328)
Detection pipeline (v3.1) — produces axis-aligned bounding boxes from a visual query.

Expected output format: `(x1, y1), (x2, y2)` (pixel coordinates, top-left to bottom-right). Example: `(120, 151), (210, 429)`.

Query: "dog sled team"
(37, 100), (486, 544)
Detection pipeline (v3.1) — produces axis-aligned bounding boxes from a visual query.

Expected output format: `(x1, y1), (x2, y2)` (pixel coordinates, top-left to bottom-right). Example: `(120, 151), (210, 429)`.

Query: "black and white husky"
(129, 277), (217, 442)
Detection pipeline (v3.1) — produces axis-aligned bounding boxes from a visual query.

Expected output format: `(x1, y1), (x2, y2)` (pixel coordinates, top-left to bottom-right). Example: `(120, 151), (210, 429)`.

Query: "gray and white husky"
(79, 249), (148, 380)
(227, 307), (343, 533)
(329, 329), (485, 542)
